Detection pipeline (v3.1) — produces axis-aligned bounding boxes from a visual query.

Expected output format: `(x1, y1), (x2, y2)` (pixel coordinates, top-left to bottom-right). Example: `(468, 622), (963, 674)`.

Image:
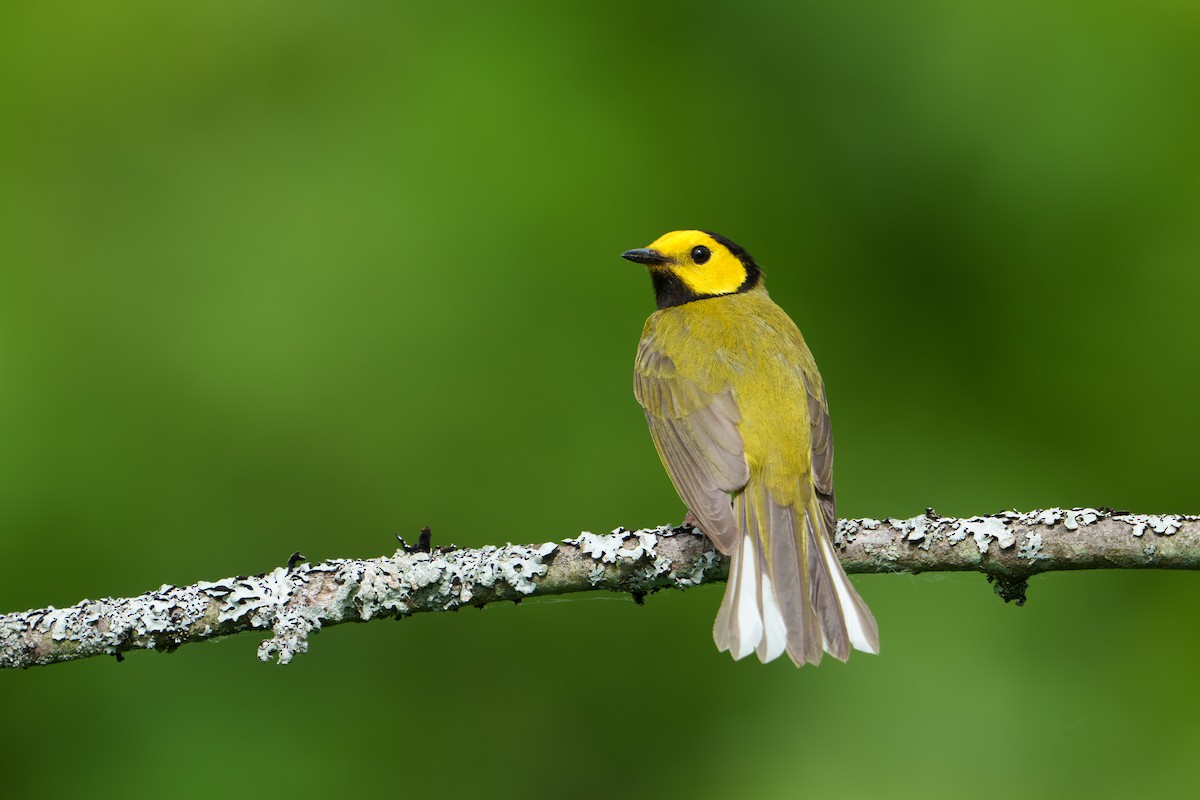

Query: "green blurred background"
(2, 0), (1198, 797)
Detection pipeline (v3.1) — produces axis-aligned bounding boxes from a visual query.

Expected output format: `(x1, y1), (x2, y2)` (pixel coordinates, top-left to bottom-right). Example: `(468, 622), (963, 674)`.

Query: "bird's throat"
(649, 268), (761, 310)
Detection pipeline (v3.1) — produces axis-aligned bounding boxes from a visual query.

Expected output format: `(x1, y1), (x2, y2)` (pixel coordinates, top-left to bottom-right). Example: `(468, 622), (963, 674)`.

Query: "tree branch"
(2, 507), (1196, 670)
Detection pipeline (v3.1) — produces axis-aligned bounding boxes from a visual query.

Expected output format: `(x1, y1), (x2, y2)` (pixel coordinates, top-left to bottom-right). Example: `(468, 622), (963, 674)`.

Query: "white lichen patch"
(672, 550), (719, 587)
(1063, 508), (1100, 531)
(217, 567), (296, 627)
(1017, 533), (1045, 560)
(259, 541), (560, 663)
(562, 526), (716, 592)
(0, 576), (239, 667)
(1027, 508), (1066, 527)
(944, 521), (969, 546)
(1003, 508), (1101, 530)
(835, 518), (879, 547)
(565, 527), (678, 588)
(951, 517), (1017, 553)
(1116, 514), (1185, 538)
(367, 542), (558, 611)
(834, 519), (857, 547)
(886, 516), (934, 551)
(567, 528), (664, 564)
(258, 614), (315, 665)
(0, 539), (570, 669)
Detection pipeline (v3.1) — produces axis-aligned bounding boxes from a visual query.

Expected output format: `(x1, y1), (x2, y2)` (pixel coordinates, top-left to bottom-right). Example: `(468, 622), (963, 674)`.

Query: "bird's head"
(621, 230), (762, 310)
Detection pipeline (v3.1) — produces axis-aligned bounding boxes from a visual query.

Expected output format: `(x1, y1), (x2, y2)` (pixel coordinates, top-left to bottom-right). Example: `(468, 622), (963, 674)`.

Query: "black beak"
(621, 248), (672, 266)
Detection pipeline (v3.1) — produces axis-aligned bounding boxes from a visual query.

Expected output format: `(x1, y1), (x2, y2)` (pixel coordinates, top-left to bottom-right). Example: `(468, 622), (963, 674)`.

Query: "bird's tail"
(713, 484), (878, 666)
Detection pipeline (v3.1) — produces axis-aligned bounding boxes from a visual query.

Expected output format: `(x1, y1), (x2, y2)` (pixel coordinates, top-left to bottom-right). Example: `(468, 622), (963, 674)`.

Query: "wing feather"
(634, 341), (749, 555)
(806, 381), (836, 535)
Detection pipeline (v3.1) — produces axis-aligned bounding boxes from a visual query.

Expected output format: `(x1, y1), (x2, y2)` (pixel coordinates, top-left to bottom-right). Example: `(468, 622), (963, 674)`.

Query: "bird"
(622, 230), (878, 666)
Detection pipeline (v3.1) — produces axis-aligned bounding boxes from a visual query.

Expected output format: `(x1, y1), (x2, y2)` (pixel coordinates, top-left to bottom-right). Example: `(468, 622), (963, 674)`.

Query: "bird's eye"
(690, 245), (711, 265)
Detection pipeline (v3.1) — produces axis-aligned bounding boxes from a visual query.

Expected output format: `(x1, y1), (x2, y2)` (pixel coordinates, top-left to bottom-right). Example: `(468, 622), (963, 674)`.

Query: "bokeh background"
(2, 1), (1198, 797)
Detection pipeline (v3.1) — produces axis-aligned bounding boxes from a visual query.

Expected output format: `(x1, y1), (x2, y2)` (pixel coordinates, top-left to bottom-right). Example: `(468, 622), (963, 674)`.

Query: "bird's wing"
(634, 341), (749, 555)
(806, 379), (836, 535)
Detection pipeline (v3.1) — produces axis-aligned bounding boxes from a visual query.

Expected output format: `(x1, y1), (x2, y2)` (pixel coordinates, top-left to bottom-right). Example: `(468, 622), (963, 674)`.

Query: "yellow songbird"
(623, 230), (878, 666)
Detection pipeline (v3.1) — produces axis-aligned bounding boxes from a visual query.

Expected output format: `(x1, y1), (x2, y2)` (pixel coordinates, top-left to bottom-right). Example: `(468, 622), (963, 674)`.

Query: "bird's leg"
(682, 509), (702, 531)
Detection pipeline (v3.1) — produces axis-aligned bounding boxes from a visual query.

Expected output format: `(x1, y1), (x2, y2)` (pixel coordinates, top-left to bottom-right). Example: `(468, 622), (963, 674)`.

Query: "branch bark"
(2, 507), (1196, 670)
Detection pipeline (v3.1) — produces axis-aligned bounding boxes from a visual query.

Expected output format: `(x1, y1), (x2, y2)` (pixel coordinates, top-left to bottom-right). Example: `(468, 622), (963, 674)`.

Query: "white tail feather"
(758, 571), (789, 662)
(816, 531), (879, 654)
(716, 533), (790, 663)
(731, 534), (763, 659)
(715, 519), (876, 665)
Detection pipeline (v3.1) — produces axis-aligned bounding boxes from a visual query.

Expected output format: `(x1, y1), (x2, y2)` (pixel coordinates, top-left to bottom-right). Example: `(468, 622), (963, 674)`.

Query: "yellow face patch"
(646, 230), (750, 297)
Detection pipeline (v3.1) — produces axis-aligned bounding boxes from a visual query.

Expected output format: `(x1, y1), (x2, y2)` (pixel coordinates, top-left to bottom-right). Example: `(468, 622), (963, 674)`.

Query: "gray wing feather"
(807, 383), (836, 536)
(634, 345), (749, 555)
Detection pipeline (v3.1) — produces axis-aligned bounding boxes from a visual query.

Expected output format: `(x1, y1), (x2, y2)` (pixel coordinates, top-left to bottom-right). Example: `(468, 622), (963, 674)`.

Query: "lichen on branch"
(1, 508), (1196, 670)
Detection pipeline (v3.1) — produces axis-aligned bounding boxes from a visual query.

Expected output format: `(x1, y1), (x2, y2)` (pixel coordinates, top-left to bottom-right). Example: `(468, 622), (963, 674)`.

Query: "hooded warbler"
(622, 230), (878, 666)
